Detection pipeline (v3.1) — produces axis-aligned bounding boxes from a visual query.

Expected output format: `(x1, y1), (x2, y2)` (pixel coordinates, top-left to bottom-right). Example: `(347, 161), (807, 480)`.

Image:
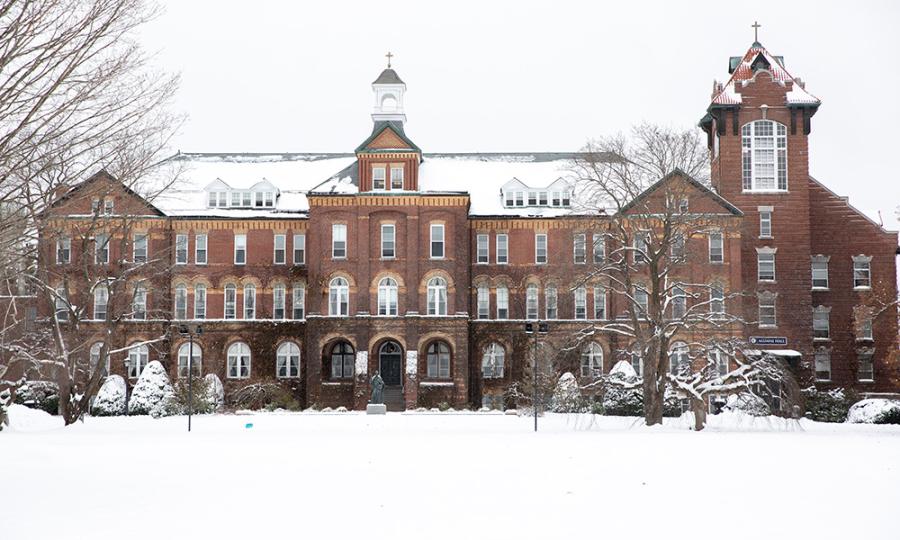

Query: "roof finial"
(385, 51), (394, 69)
(752, 21), (762, 45)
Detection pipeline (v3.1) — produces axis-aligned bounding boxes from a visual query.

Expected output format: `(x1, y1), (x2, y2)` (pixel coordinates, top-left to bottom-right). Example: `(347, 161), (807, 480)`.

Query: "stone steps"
(383, 386), (405, 412)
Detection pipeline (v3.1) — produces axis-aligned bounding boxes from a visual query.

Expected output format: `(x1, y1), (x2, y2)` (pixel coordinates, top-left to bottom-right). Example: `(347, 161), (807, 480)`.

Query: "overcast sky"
(141, 0), (900, 227)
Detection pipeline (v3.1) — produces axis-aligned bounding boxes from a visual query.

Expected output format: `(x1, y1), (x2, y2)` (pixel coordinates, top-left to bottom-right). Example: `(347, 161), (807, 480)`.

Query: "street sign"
(749, 336), (788, 346)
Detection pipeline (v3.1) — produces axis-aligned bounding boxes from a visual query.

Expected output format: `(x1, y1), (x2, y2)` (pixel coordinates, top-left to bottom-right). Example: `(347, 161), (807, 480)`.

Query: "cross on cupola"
(371, 54), (407, 124)
(752, 21), (762, 46)
(385, 51), (394, 68)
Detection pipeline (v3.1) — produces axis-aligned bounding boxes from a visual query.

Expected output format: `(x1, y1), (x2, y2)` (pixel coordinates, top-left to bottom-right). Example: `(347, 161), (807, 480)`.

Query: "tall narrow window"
(378, 277), (399, 316)
(332, 224), (347, 259)
(177, 343), (202, 378)
(476, 234), (489, 264)
(132, 283), (147, 320)
(329, 277), (349, 316)
(176, 234), (188, 265)
(545, 285), (557, 320)
(633, 232), (648, 264)
(593, 287), (606, 320)
(292, 284), (305, 319)
(535, 233), (547, 264)
(813, 306), (830, 340)
(426, 277), (448, 316)
(128, 345), (149, 378)
(381, 224), (396, 259)
(234, 234), (246, 265)
(669, 342), (689, 375)
(372, 166), (386, 190)
(496, 234), (508, 264)
(815, 350), (831, 382)
(758, 293), (776, 327)
(174, 284), (187, 319)
(273, 234), (286, 264)
(330, 342), (355, 379)
(93, 285), (108, 320)
(195, 234), (207, 265)
(581, 343), (603, 378)
(671, 234), (685, 262)
(243, 284), (256, 319)
(709, 232), (724, 264)
(194, 284), (206, 319)
(526, 284), (538, 320)
(426, 341), (451, 378)
(293, 234), (306, 265)
(430, 224), (445, 259)
(273, 283), (286, 319)
(482, 343), (505, 378)
(593, 233), (605, 264)
(477, 285), (489, 319)
(635, 287), (649, 318)
(90, 342), (109, 375)
(757, 249), (776, 281)
(853, 256), (871, 289)
(224, 284), (236, 320)
(104, 199), (114, 215)
(759, 207), (773, 238)
(95, 234), (109, 264)
(390, 166), (404, 190)
(671, 285), (686, 319)
(56, 237), (71, 264)
(811, 256), (829, 289)
(496, 286), (509, 319)
(573, 233), (586, 264)
(227, 342), (251, 379)
(55, 287), (68, 321)
(133, 234), (148, 263)
(276, 342), (300, 378)
(574, 286), (587, 320)
(742, 120), (788, 191)
(860, 316), (874, 341)
(710, 284), (725, 315)
(857, 352), (874, 382)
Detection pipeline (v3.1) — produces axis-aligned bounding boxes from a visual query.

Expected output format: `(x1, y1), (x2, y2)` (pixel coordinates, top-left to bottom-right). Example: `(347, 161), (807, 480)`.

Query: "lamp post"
(177, 323), (203, 432)
(524, 321), (549, 432)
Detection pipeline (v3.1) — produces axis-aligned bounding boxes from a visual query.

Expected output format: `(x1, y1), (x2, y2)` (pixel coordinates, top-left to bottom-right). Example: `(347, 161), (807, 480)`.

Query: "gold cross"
(385, 51), (394, 68)
(752, 21), (761, 42)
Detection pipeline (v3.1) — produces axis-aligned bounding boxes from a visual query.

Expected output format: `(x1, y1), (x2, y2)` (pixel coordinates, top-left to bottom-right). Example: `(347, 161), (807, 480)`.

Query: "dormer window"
(373, 167), (386, 190)
(390, 166), (404, 190)
(515, 192), (524, 206)
(501, 182), (572, 209)
(206, 182), (278, 209)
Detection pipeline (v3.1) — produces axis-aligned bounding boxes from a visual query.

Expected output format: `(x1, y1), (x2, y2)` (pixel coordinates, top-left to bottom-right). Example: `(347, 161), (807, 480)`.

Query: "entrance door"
(379, 341), (403, 386)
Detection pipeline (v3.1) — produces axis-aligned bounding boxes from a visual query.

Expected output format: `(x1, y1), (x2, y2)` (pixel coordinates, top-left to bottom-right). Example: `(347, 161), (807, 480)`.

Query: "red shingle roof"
(711, 43), (820, 107)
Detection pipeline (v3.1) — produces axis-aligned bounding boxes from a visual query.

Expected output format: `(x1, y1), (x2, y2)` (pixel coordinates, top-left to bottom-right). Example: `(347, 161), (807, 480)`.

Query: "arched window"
(426, 341), (451, 378)
(177, 342), (202, 378)
(243, 284), (256, 319)
(90, 342), (110, 375)
(292, 283), (305, 319)
(580, 343), (603, 377)
(330, 341), (354, 379)
(329, 277), (349, 316)
(127, 344), (149, 378)
(526, 284), (538, 320)
(669, 341), (689, 375)
(224, 283), (236, 319)
(276, 341), (300, 378)
(227, 342), (251, 379)
(377, 277), (398, 316)
(194, 283), (206, 319)
(496, 285), (509, 319)
(476, 284), (489, 319)
(273, 283), (286, 319)
(174, 284), (187, 319)
(482, 343), (505, 378)
(742, 120), (787, 191)
(426, 277), (447, 316)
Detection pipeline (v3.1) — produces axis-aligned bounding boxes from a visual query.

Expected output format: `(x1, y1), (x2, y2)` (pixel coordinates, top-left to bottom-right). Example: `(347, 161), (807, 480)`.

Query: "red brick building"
(39, 41), (899, 410)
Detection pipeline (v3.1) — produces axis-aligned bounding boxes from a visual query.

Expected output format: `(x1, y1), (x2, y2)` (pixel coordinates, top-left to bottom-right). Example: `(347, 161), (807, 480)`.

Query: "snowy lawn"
(3, 408), (900, 540)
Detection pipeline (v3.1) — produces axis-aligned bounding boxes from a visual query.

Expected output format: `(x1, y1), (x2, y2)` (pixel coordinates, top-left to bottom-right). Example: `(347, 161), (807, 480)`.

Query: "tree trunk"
(643, 373), (664, 425)
(691, 397), (707, 431)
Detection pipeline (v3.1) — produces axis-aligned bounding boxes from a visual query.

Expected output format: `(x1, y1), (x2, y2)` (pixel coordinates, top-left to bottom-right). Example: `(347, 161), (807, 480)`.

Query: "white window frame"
(477, 285), (489, 319)
(56, 236), (71, 264)
(758, 206), (773, 238)
(127, 344), (149, 379)
(580, 343), (603, 378)
(224, 284), (236, 320)
(535, 233), (547, 264)
(133, 233), (148, 263)
(332, 224), (347, 259)
(814, 349), (831, 382)
(273, 283), (286, 319)
(573, 233), (586, 264)
(390, 166), (404, 190)
(853, 256), (872, 289)
(857, 352), (874, 382)
(243, 284), (256, 320)
(195, 234), (208, 265)
(574, 286), (587, 320)
(377, 277), (399, 316)
(276, 341), (301, 379)
(811, 256), (829, 289)
(545, 285), (557, 320)
(293, 234), (306, 265)
(592, 233), (605, 264)
(708, 232), (724, 264)
(593, 287), (606, 320)
(381, 224), (396, 259)
(273, 234), (286, 265)
(372, 166), (386, 190)
(227, 342), (251, 379)
(426, 277), (448, 316)
(526, 284), (539, 320)
(177, 343), (202, 378)
(175, 234), (188, 265)
(329, 277), (349, 317)
(742, 120), (788, 192)
(132, 284), (147, 320)
(758, 293), (776, 328)
(482, 343), (505, 379)
(233, 234), (246, 265)
(174, 284), (187, 320)
(813, 306), (831, 340)
(710, 284), (725, 315)
(194, 284), (206, 319)
(430, 223), (445, 259)
(496, 285), (509, 319)
(757, 247), (776, 282)
(95, 234), (109, 264)
(93, 284), (108, 320)
(292, 284), (306, 320)
(496, 234), (508, 264)
(476, 234), (489, 264)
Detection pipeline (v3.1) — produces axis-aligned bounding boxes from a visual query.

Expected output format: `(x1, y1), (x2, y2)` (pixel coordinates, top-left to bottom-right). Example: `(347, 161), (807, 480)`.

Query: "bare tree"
(0, 0), (183, 424)
(570, 123), (789, 429)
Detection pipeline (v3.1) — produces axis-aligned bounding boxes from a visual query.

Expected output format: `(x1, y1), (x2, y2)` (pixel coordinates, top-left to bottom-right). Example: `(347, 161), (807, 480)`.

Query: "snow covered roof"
(711, 43), (820, 107)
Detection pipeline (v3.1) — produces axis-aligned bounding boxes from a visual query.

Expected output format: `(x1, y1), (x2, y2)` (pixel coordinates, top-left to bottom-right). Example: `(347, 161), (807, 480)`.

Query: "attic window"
(207, 188), (276, 208)
(502, 188), (571, 209)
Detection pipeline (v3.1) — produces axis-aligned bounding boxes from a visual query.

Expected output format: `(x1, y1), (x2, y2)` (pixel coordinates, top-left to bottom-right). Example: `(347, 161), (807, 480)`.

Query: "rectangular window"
(853, 258), (871, 289)
(758, 251), (775, 281)
(635, 288), (649, 318)
(91, 198), (100, 214)
(372, 167), (386, 190)
(535, 233), (547, 264)
(634, 233), (647, 264)
(477, 287), (489, 319)
(430, 224), (445, 259)
(234, 234), (246, 265)
(264, 192), (274, 207)
(95, 234), (109, 264)
(56, 237), (71, 264)
(812, 259), (828, 289)
(551, 192), (561, 206)
(496, 234), (508, 264)
(860, 317), (874, 341)
(671, 233), (685, 261)
(538, 192), (548, 205)
(175, 234), (188, 264)
(504, 191), (514, 207)
(813, 308), (830, 340)
(759, 295), (776, 327)
(244, 286), (256, 320)
(573, 233), (586, 264)
(332, 224), (347, 259)
(515, 192), (524, 207)
(759, 208), (773, 238)
(194, 285), (206, 319)
(133, 234), (148, 263)
(545, 287), (557, 320)
(390, 166), (404, 190)
(224, 286), (236, 320)
(94, 286), (108, 320)
(242, 192), (251, 207)
(381, 224), (396, 259)
(292, 286), (305, 319)
(476, 234), (489, 264)
(273, 234), (286, 264)
(273, 285), (285, 319)
(496, 287), (509, 319)
(528, 191), (537, 206)
(709, 232), (724, 263)
(592, 234), (605, 264)
(293, 234), (306, 265)
(195, 234), (207, 265)
(103, 199), (114, 215)
(671, 286), (686, 319)
(526, 286), (538, 320)
(132, 286), (146, 320)
(814, 350), (831, 381)
(55, 288), (68, 322)
(593, 287), (606, 320)
(174, 287), (187, 320)
(710, 284), (725, 315)
(574, 287), (587, 320)
(858, 353), (874, 382)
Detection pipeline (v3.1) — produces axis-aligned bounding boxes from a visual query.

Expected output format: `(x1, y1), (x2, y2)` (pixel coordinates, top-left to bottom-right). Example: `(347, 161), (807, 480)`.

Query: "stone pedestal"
(366, 403), (386, 415)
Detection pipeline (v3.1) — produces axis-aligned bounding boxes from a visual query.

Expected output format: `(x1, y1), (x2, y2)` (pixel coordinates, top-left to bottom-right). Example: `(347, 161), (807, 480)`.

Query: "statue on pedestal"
(370, 371), (385, 404)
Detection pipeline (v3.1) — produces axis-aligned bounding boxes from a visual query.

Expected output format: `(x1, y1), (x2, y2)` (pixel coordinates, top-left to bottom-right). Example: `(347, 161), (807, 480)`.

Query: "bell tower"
(371, 52), (407, 124)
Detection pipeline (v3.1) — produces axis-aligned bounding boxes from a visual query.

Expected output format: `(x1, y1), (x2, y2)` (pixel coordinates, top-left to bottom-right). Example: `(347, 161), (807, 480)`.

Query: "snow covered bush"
(552, 372), (587, 413)
(723, 393), (770, 416)
(203, 374), (225, 412)
(601, 361), (643, 416)
(14, 381), (59, 415)
(127, 361), (177, 417)
(802, 387), (857, 423)
(91, 375), (126, 416)
(846, 399), (900, 424)
(230, 382), (298, 411)
(174, 376), (216, 414)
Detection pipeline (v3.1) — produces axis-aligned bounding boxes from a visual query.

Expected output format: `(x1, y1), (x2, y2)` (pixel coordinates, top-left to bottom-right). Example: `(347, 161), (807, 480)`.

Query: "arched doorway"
(378, 341), (403, 386)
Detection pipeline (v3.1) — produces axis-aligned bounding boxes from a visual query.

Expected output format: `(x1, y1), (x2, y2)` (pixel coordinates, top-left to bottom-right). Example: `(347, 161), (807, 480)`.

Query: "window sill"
(858, 379), (875, 383)
(496, 261), (508, 265)
(742, 190), (789, 194)
(853, 287), (872, 291)
(758, 236), (773, 240)
(475, 261), (489, 265)
(855, 338), (874, 342)
(381, 257), (397, 261)
(758, 325), (778, 329)
(811, 287), (829, 291)
(332, 257), (347, 261)
(758, 279), (776, 284)
(815, 379), (831, 383)
(813, 338), (831, 342)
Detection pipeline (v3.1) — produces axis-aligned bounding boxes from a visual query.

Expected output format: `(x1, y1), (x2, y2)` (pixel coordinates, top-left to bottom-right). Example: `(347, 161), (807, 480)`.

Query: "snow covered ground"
(3, 407), (899, 540)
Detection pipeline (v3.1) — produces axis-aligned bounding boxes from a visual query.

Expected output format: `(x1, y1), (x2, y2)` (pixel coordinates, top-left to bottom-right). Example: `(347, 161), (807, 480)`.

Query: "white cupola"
(371, 53), (406, 124)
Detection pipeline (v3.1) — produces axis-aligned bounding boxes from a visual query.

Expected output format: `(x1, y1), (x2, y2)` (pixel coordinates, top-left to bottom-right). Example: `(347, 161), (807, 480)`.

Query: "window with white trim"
(526, 284), (538, 320)
(390, 166), (404, 190)
(496, 234), (508, 264)
(710, 284), (725, 315)
(243, 284), (256, 319)
(426, 341), (451, 379)
(535, 233), (547, 264)
(477, 285), (489, 319)
(330, 342), (354, 379)
(194, 284), (206, 319)
(224, 284), (236, 320)
(635, 287), (649, 318)
(759, 207), (773, 238)
(56, 237), (71, 264)
(860, 316), (874, 341)
(273, 283), (286, 319)
(758, 292), (776, 327)
(227, 342), (251, 379)
(332, 224), (347, 259)
(293, 234), (305, 265)
(482, 343), (505, 378)
(671, 285), (686, 319)
(372, 166), (386, 190)
(857, 352), (874, 382)
(573, 233), (586, 264)
(127, 344), (148, 378)
(633, 232), (648, 264)
(430, 224), (445, 259)
(132, 283), (147, 320)
(378, 277), (399, 316)
(593, 233), (605, 264)
(815, 349), (831, 382)
(545, 285), (557, 320)
(757, 248), (776, 281)
(476, 234), (489, 264)
(174, 284), (187, 319)
(813, 306), (830, 340)
(133, 233), (148, 263)
(574, 286), (587, 320)
(381, 224), (395, 259)
(177, 343), (202, 378)
(233, 234), (246, 265)
(195, 234), (207, 265)
(90, 342), (110, 375)
(426, 277), (448, 316)
(709, 232), (723, 263)
(276, 342), (300, 378)
(496, 286), (509, 319)
(811, 256), (829, 289)
(580, 343), (603, 378)
(292, 284), (305, 319)
(55, 287), (68, 321)
(593, 287), (606, 320)
(710, 348), (728, 376)
(176, 234), (188, 265)
(329, 277), (349, 316)
(853, 256), (871, 289)
(95, 234), (109, 264)
(671, 233), (685, 261)
(93, 284), (108, 320)
(668, 342), (689, 375)
(273, 234), (286, 264)
(742, 120), (787, 191)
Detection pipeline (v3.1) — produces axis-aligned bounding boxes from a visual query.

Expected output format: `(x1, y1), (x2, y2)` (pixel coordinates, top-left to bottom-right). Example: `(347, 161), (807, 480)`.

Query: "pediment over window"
(501, 177), (573, 208)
